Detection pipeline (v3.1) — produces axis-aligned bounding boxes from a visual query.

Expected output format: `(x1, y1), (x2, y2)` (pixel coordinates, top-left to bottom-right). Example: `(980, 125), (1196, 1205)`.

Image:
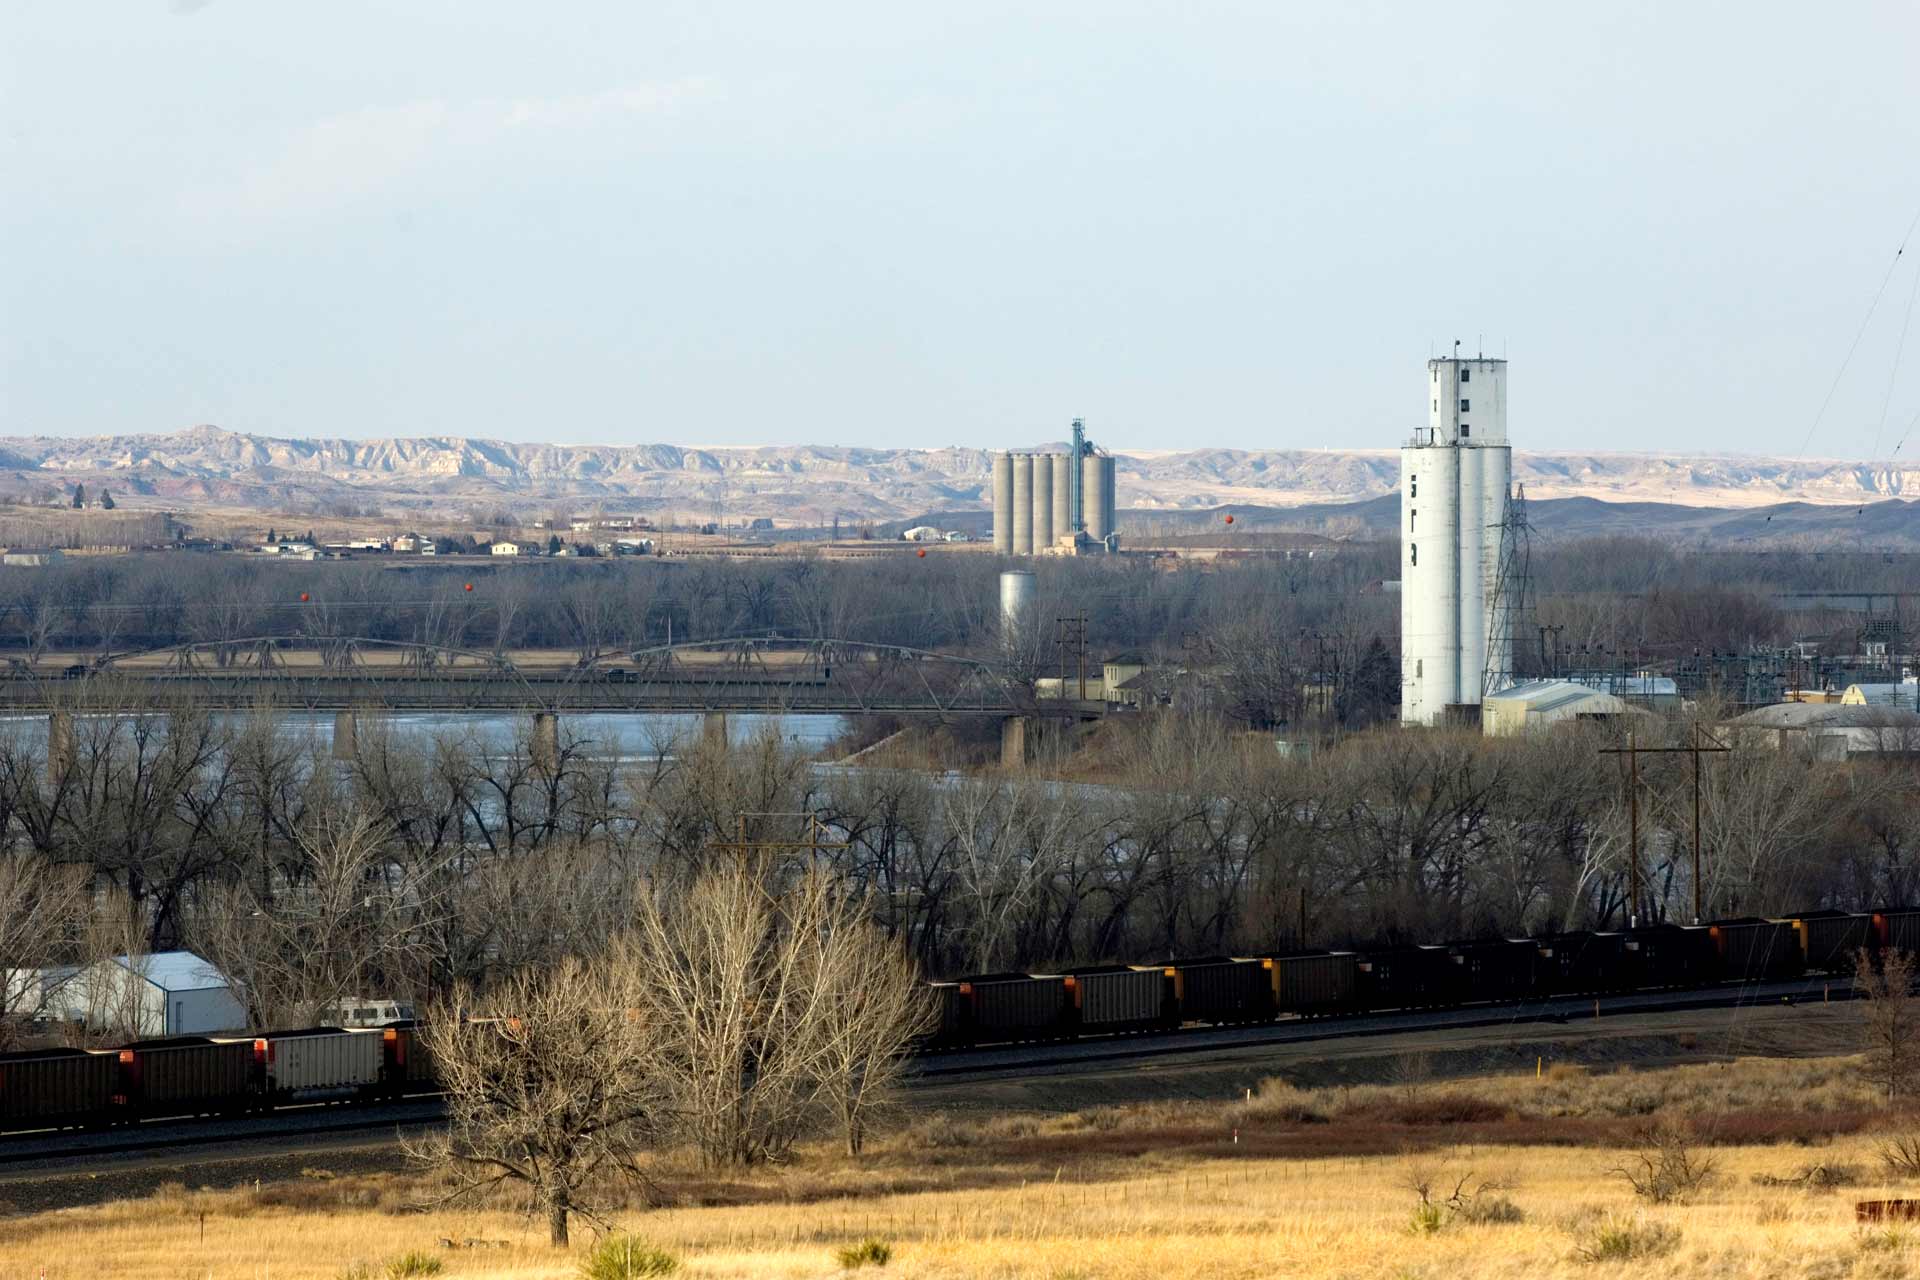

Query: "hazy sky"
(4, 2), (1918, 456)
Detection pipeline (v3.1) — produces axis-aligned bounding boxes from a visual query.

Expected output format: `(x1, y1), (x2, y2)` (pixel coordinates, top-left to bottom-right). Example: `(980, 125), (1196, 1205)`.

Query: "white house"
(901, 526), (943, 542)
(46, 952), (247, 1037)
(491, 540), (525, 557)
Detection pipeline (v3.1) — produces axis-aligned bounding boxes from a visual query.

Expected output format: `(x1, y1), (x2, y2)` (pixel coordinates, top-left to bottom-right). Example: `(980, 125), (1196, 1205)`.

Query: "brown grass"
(9, 1053), (1920, 1279)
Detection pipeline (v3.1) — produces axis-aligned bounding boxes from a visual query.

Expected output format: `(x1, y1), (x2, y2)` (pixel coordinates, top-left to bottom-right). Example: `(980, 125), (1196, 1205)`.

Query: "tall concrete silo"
(1050, 449), (1073, 546)
(1032, 454), (1054, 556)
(1102, 455), (1117, 538)
(1400, 356), (1513, 726)
(992, 452), (1013, 554)
(1082, 452), (1114, 541)
(1011, 454), (1034, 556)
(999, 569), (1036, 637)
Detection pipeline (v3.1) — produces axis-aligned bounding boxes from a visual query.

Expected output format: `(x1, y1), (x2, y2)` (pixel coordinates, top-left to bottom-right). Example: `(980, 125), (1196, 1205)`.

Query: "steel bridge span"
(4, 638), (1089, 766)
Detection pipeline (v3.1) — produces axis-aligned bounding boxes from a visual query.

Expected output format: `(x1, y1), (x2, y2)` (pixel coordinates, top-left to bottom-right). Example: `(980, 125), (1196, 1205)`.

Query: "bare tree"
(805, 886), (935, 1155)
(409, 955), (660, 1246)
(0, 851), (88, 1039)
(625, 863), (834, 1167)
(625, 862), (929, 1166)
(1857, 946), (1920, 1104)
(190, 813), (441, 1027)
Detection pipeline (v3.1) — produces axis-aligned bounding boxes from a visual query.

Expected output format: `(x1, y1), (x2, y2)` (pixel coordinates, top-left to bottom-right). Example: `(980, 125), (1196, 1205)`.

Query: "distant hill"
(0, 427), (1915, 541)
(1120, 493), (1920, 548)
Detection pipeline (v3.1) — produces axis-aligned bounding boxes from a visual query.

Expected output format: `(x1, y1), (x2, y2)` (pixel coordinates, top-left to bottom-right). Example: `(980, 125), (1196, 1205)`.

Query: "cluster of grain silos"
(991, 428), (1117, 556)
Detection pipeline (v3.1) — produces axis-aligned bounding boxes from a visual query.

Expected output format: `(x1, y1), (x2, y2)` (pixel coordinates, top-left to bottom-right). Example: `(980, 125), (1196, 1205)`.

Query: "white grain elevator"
(1400, 356), (1513, 726)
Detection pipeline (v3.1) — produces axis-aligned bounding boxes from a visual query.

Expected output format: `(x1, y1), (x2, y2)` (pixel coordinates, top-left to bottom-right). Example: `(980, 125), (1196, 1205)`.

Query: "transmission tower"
(1482, 482), (1534, 696)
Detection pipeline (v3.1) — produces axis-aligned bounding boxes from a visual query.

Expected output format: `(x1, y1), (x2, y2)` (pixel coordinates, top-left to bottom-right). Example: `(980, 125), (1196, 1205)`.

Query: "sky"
(2, 2), (1918, 457)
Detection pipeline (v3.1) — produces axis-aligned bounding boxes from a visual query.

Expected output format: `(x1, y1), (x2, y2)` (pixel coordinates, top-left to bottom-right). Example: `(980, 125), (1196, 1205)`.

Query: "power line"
(1795, 201), (1920, 461)
(1871, 242), (1920, 460)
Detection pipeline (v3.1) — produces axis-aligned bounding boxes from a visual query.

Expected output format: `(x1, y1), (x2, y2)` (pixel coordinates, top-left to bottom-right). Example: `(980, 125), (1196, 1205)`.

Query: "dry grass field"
(9, 1056), (1920, 1280)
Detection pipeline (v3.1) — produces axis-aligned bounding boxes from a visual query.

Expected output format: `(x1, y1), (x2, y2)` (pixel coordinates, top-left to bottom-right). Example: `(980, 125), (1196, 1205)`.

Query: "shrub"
(580, 1235), (680, 1280)
(1402, 1165), (1516, 1232)
(1858, 1226), (1910, 1253)
(1572, 1214), (1680, 1262)
(836, 1237), (893, 1269)
(1238, 1079), (1329, 1125)
(1610, 1122), (1716, 1204)
(384, 1254), (443, 1280)
(1751, 1161), (1864, 1191)
(1881, 1133), (1920, 1177)
(1457, 1193), (1526, 1225)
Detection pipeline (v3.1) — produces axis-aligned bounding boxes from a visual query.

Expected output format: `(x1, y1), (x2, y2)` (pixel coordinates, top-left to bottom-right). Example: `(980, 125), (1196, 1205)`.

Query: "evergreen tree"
(99, 489), (115, 510)
(71, 484), (85, 509)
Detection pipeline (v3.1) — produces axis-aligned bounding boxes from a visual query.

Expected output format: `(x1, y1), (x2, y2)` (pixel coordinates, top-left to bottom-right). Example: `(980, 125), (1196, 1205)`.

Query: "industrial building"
(1482, 680), (1634, 736)
(991, 419), (1118, 556)
(1400, 356), (1515, 726)
(39, 951), (247, 1036)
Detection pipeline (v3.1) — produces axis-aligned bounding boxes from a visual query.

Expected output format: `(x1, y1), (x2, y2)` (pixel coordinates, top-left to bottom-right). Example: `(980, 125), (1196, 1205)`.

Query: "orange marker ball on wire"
(464, 583), (473, 591)
(299, 592), (309, 602)
(1224, 514), (1234, 525)
(917, 548), (927, 558)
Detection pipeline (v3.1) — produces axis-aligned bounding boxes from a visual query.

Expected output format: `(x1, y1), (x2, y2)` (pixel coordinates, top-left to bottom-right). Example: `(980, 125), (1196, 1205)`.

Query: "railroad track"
(1, 974), (1855, 1171)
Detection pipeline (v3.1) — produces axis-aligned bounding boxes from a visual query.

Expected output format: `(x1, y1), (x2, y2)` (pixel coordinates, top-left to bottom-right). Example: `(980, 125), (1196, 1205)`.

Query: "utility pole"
(1055, 615), (1089, 701)
(1599, 726), (1731, 927)
(708, 811), (851, 863)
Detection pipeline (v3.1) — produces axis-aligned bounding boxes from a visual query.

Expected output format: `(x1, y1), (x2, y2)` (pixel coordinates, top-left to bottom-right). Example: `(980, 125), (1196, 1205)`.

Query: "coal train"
(3, 907), (1911, 1134)
(925, 908), (1909, 1045)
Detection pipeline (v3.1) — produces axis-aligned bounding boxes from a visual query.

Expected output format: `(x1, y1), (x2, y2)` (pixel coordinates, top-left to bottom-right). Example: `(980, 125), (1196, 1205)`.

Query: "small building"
(1102, 653), (1150, 699)
(490, 541), (525, 557)
(571, 518), (595, 533)
(1482, 680), (1631, 736)
(900, 526), (943, 542)
(1, 548), (65, 567)
(45, 951), (247, 1037)
(943, 530), (973, 543)
(1725, 702), (1920, 759)
(1842, 682), (1919, 710)
(1568, 671), (1681, 709)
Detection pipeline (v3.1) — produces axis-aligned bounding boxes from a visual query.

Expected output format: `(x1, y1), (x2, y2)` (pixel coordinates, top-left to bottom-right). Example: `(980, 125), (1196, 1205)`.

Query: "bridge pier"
(532, 712), (560, 769)
(1000, 716), (1032, 770)
(47, 710), (74, 782)
(332, 711), (359, 762)
(702, 712), (728, 750)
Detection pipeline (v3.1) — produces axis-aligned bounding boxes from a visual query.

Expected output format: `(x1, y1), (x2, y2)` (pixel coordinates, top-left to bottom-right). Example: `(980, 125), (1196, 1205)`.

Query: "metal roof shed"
(1482, 680), (1631, 737)
(47, 951), (247, 1038)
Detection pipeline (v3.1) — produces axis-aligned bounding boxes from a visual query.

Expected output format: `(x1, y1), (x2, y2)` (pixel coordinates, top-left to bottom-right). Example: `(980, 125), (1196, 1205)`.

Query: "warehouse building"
(1725, 702), (1920, 760)
(44, 951), (247, 1037)
(1481, 680), (1631, 736)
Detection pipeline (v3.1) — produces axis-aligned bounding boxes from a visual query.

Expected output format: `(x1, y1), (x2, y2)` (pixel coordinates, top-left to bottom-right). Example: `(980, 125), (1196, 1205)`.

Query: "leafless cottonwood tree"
(410, 956), (660, 1247)
(625, 862), (931, 1167)
(0, 851), (88, 1038)
(806, 888), (936, 1155)
(190, 814), (442, 1028)
(1857, 946), (1920, 1104)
